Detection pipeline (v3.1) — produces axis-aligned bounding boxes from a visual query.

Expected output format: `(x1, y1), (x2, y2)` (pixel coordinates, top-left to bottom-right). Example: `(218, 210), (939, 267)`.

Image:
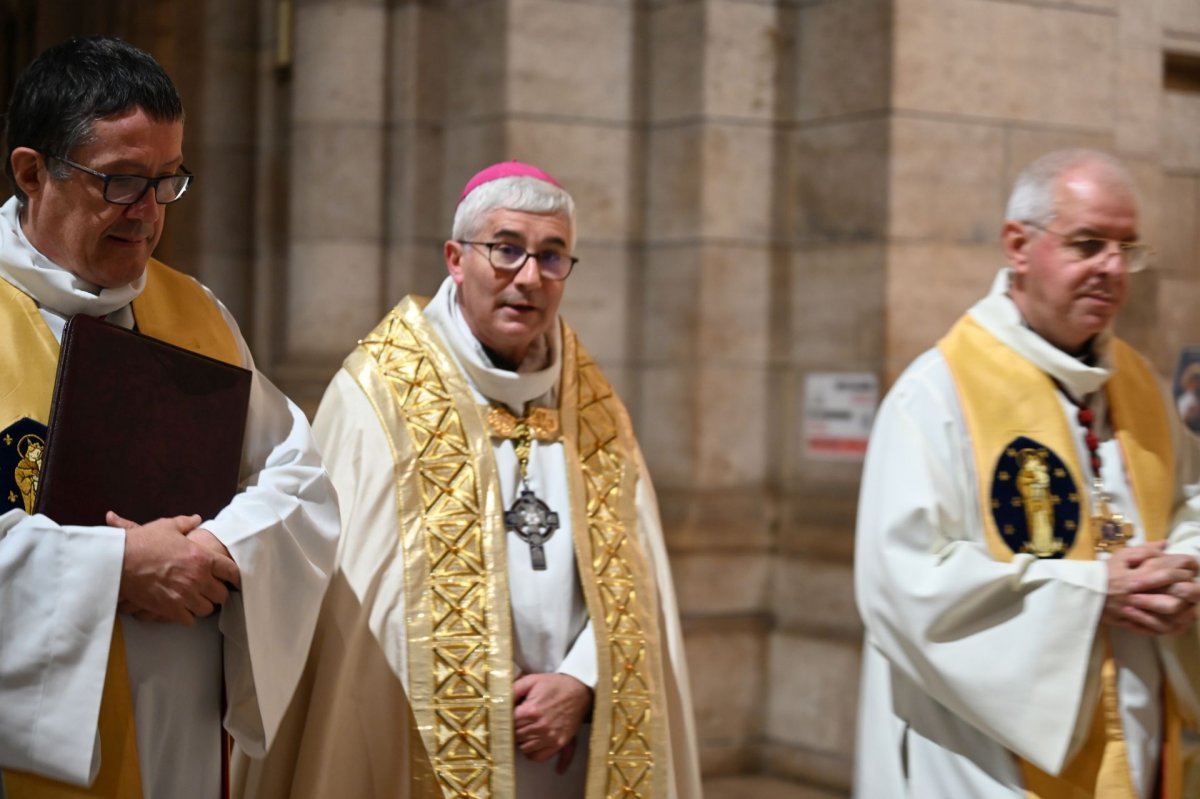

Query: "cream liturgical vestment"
(234, 278), (702, 799)
(854, 269), (1200, 798)
(0, 196), (341, 798)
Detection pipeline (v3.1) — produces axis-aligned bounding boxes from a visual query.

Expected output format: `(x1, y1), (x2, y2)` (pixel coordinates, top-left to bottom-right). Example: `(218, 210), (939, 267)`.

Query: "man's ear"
(1002, 220), (1031, 277)
(444, 240), (465, 285)
(9, 147), (45, 200)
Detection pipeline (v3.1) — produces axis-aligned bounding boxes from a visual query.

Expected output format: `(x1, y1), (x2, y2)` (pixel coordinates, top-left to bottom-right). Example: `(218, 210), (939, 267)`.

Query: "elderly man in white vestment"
(853, 148), (1200, 798)
(0, 36), (340, 798)
(234, 161), (702, 798)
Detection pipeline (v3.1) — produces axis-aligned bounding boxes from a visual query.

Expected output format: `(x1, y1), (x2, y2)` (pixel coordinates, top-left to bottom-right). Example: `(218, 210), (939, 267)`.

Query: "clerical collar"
(968, 267), (1111, 399)
(0, 196), (141, 336)
(423, 276), (561, 414)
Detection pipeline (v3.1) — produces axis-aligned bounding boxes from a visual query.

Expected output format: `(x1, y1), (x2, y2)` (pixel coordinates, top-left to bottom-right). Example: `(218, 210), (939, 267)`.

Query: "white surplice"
(0, 196), (340, 798)
(252, 276), (701, 798)
(853, 269), (1200, 799)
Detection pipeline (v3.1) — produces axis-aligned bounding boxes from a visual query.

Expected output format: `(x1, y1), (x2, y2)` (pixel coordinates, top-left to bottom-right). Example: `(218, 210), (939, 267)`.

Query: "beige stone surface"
(793, 0), (891, 121)
(1114, 1), (1162, 154)
(705, 775), (845, 799)
(640, 244), (701, 364)
(290, 124), (386, 240)
(388, 5), (447, 122)
(647, 125), (705, 240)
(292, 2), (387, 124)
(787, 118), (889, 243)
(883, 242), (999, 381)
(1161, 0), (1200, 34)
(765, 633), (860, 754)
(506, 119), (636, 243)
(1163, 90), (1200, 170)
(656, 487), (775, 549)
(285, 240), (385, 360)
(771, 556), (860, 638)
(673, 552), (771, 616)
(696, 364), (770, 485)
(649, 1), (705, 123)
(1150, 275), (1200, 380)
(441, 0), (507, 122)
(686, 624), (766, 746)
(888, 115), (1006, 244)
(558, 241), (630, 366)
(893, 0), (1115, 129)
(637, 366), (695, 486)
(1158, 174), (1200, 278)
(700, 124), (776, 241)
(440, 119), (507, 218)
(198, 48), (256, 146)
(386, 123), (447, 243)
(507, 0), (634, 121)
(788, 244), (885, 369)
(705, 0), (779, 120)
(696, 244), (772, 362)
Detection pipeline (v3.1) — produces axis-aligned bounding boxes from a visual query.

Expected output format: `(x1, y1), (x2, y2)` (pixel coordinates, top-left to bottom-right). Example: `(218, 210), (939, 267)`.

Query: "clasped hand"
(513, 672), (593, 774)
(109, 511), (241, 625)
(1104, 541), (1200, 636)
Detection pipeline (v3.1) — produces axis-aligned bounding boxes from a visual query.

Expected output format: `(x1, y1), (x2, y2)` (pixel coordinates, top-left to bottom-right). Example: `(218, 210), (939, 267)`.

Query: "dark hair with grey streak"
(4, 36), (183, 205)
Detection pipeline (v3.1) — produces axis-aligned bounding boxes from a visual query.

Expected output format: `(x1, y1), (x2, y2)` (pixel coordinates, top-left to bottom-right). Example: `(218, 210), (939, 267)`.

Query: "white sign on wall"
(803, 372), (878, 461)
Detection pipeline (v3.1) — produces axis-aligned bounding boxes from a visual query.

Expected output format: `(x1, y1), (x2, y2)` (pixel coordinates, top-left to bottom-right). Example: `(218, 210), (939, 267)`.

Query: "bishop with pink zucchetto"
(235, 162), (703, 799)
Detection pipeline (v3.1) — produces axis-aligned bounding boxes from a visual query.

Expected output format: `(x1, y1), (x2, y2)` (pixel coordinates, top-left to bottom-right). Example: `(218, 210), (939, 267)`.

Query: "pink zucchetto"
(458, 161), (563, 203)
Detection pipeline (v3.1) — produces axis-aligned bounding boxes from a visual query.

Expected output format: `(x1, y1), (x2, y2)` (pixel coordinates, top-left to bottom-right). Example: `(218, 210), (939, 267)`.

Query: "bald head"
(1005, 148), (1139, 228)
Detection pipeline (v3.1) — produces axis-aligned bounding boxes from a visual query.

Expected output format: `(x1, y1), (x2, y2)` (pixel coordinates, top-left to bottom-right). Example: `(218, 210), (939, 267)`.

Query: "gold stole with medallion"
(345, 296), (670, 799)
(940, 315), (1180, 799)
(0, 259), (240, 799)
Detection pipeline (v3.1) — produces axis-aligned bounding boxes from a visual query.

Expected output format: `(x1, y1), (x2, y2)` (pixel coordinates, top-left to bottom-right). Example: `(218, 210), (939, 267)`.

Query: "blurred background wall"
(3, 0), (1199, 795)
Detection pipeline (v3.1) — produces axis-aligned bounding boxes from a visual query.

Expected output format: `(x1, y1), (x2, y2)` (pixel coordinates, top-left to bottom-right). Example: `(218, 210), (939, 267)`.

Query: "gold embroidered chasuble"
(0, 259), (240, 798)
(345, 296), (670, 799)
(940, 315), (1182, 799)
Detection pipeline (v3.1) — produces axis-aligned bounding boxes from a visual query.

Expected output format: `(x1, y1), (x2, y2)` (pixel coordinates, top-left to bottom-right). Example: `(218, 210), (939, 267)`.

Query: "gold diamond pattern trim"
(361, 312), (496, 799)
(575, 351), (657, 798)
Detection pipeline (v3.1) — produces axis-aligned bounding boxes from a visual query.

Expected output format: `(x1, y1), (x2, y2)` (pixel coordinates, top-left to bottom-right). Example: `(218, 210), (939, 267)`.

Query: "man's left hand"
(512, 672), (592, 767)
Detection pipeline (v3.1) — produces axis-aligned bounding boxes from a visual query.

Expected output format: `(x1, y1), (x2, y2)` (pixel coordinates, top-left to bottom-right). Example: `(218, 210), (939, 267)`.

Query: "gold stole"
(940, 316), (1179, 799)
(0, 259), (240, 798)
(346, 297), (670, 798)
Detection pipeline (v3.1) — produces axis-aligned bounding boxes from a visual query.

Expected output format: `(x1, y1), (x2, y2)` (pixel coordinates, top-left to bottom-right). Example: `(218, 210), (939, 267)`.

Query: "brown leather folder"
(34, 313), (252, 526)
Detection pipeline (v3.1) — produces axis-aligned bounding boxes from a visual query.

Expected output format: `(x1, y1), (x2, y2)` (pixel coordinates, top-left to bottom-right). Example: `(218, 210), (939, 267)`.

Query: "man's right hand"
(108, 511), (241, 625)
(1103, 542), (1200, 635)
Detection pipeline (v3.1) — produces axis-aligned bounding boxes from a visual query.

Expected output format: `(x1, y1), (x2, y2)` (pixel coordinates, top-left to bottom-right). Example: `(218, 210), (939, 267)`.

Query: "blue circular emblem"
(990, 435), (1080, 558)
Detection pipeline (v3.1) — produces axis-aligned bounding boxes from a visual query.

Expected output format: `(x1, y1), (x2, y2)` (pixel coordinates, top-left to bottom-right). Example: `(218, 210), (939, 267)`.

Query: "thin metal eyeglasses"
(460, 240), (579, 280)
(1024, 221), (1153, 274)
(46, 153), (193, 205)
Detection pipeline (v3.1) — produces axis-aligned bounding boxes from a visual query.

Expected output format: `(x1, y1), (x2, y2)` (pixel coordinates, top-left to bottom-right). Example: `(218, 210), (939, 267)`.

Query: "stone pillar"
(641, 0), (782, 777)
(766, 0), (891, 791)
(279, 0), (389, 407)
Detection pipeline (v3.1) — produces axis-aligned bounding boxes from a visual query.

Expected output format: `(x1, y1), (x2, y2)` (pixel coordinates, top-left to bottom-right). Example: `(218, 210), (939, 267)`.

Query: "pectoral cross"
(505, 487), (559, 570)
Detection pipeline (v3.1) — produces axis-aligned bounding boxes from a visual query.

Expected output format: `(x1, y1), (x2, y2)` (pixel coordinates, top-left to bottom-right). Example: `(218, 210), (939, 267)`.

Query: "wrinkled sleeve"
(0, 509), (124, 784)
(854, 353), (1108, 775)
(197, 298), (340, 757)
(1157, 376), (1200, 722)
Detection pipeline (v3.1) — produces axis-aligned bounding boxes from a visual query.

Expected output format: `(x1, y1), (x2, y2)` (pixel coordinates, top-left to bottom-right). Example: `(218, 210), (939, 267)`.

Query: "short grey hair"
(1005, 148), (1137, 226)
(452, 176), (576, 244)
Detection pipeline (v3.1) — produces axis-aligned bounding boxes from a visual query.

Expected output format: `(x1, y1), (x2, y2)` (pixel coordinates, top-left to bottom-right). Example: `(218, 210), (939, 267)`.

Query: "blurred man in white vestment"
(0, 36), (340, 799)
(854, 149), (1200, 798)
(235, 161), (702, 798)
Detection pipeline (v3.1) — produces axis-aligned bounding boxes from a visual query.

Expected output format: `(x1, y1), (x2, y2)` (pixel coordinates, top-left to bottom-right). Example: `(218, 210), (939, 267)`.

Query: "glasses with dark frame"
(45, 153), (193, 205)
(459, 240), (579, 281)
(1024, 221), (1153, 274)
